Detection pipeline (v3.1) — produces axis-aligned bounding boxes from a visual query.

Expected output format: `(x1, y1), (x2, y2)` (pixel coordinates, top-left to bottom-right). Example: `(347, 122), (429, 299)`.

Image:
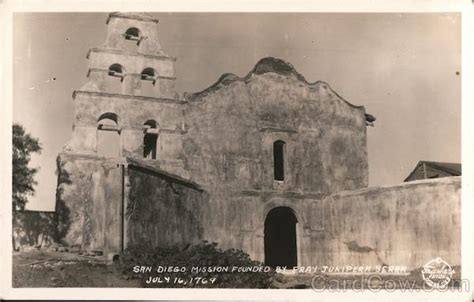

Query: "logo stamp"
(421, 257), (454, 289)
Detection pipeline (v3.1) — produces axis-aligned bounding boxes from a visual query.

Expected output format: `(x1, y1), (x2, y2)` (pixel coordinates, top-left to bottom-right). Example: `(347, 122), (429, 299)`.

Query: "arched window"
(97, 113), (120, 158)
(143, 119), (158, 159)
(106, 64), (125, 93)
(141, 68), (156, 82)
(97, 112), (119, 124)
(273, 140), (285, 181)
(124, 27), (140, 41)
(108, 64), (125, 78)
(123, 28), (141, 52)
(140, 68), (157, 97)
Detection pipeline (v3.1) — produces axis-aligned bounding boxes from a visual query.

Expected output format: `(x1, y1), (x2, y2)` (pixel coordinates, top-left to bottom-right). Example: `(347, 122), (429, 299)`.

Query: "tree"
(12, 124), (41, 250)
(12, 123), (41, 211)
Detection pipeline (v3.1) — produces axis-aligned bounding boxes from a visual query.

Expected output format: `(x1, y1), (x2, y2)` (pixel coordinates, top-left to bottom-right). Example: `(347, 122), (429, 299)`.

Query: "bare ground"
(12, 250), (139, 287)
(13, 250), (462, 290)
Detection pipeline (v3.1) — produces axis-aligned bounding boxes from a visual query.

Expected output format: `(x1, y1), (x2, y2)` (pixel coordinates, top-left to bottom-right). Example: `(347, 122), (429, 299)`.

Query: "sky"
(12, 13), (461, 211)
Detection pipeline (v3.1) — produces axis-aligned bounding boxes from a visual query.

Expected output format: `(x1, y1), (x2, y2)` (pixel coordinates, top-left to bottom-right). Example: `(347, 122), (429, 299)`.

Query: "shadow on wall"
(54, 156), (72, 244)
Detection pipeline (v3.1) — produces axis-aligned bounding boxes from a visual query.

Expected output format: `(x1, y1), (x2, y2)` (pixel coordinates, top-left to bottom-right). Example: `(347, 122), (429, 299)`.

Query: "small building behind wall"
(404, 161), (461, 182)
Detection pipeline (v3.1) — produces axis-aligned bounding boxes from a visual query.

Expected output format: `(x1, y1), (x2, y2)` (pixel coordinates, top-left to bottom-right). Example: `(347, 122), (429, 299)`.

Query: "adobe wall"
(57, 148), (461, 271)
(85, 50), (176, 98)
(124, 162), (206, 248)
(118, 175), (460, 271)
(54, 13), (460, 271)
(201, 177), (461, 270)
(307, 176), (461, 269)
(184, 59), (369, 195)
(56, 153), (123, 255)
(57, 153), (207, 256)
(104, 12), (167, 57)
(65, 92), (188, 177)
(176, 58), (372, 262)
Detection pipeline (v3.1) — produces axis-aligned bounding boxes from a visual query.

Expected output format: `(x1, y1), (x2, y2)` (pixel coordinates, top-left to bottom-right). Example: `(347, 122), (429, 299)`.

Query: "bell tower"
(59, 12), (188, 255)
(67, 12), (187, 177)
(81, 12), (177, 98)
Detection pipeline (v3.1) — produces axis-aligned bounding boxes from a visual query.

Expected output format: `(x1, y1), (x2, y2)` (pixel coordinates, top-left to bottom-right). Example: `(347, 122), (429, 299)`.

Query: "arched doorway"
(264, 207), (298, 268)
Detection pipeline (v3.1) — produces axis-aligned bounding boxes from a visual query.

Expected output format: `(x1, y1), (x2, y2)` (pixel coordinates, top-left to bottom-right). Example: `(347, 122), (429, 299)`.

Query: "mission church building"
(57, 12), (461, 270)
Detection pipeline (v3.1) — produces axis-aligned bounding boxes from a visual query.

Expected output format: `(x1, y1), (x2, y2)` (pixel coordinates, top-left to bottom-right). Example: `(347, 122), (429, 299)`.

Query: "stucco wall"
(57, 153), (206, 256)
(65, 92), (188, 177)
(82, 12), (177, 99)
(56, 13), (459, 271)
(184, 59), (369, 195)
(194, 177), (461, 270)
(311, 176), (461, 269)
(104, 13), (168, 57)
(56, 153), (123, 254)
(121, 172), (461, 271)
(170, 58), (370, 258)
(125, 164), (206, 248)
(57, 152), (460, 271)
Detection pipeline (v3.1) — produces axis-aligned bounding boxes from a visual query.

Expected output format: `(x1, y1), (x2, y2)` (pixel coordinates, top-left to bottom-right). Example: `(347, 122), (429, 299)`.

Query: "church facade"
(57, 12), (461, 270)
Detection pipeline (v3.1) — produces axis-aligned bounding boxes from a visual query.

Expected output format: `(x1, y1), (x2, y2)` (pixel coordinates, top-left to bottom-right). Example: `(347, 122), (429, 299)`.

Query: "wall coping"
(328, 176), (461, 199)
(58, 152), (203, 192)
(73, 90), (187, 105)
(87, 47), (176, 62)
(125, 157), (203, 192)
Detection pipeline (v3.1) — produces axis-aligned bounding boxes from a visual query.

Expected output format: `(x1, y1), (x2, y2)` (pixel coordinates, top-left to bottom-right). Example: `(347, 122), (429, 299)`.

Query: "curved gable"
(187, 57), (374, 126)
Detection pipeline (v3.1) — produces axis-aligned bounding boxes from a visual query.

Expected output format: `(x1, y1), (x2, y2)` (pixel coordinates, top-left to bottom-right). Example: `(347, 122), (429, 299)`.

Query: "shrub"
(120, 242), (276, 288)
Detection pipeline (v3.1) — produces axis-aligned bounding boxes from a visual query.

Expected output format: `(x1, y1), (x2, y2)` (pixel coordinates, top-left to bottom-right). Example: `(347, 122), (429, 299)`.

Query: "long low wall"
(310, 176), (461, 269)
(58, 152), (461, 270)
(122, 173), (461, 270)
